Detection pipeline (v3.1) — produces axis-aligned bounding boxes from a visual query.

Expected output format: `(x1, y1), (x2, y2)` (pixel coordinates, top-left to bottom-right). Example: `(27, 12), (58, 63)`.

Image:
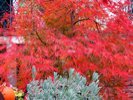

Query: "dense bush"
(26, 69), (101, 100)
(0, 0), (132, 99)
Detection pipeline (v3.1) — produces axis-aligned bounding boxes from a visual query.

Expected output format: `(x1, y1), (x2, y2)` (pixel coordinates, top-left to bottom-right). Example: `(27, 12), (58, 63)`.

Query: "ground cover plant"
(0, 0), (132, 99)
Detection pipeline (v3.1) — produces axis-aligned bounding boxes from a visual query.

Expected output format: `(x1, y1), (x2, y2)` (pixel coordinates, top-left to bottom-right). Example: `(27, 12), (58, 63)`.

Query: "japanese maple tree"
(0, 0), (132, 99)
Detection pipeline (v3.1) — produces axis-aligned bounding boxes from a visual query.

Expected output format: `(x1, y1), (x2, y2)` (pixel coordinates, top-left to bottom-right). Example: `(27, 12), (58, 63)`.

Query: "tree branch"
(35, 31), (46, 45)
(73, 18), (90, 25)
(73, 17), (101, 33)
(94, 20), (101, 33)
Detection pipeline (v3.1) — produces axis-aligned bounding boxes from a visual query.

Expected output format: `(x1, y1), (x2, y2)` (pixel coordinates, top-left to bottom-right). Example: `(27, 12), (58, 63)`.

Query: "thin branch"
(73, 17), (101, 33)
(35, 31), (46, 45)
(94, 20), (101, 33)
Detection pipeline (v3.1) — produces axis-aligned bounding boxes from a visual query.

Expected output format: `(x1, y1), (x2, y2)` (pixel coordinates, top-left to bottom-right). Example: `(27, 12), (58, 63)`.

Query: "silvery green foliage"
(26, 69), (102, 100)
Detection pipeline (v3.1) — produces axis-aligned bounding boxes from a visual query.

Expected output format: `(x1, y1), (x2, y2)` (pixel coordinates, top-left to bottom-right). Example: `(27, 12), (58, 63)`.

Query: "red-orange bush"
(0, 0), (132, 99)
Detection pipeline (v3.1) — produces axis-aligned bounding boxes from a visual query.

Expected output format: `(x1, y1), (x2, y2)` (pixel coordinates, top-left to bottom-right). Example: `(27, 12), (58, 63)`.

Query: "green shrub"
(26, 69), (102, 100)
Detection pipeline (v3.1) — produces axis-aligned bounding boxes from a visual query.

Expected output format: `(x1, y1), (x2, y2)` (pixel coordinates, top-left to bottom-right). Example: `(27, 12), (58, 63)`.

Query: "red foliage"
(0, 0), (132, 99)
